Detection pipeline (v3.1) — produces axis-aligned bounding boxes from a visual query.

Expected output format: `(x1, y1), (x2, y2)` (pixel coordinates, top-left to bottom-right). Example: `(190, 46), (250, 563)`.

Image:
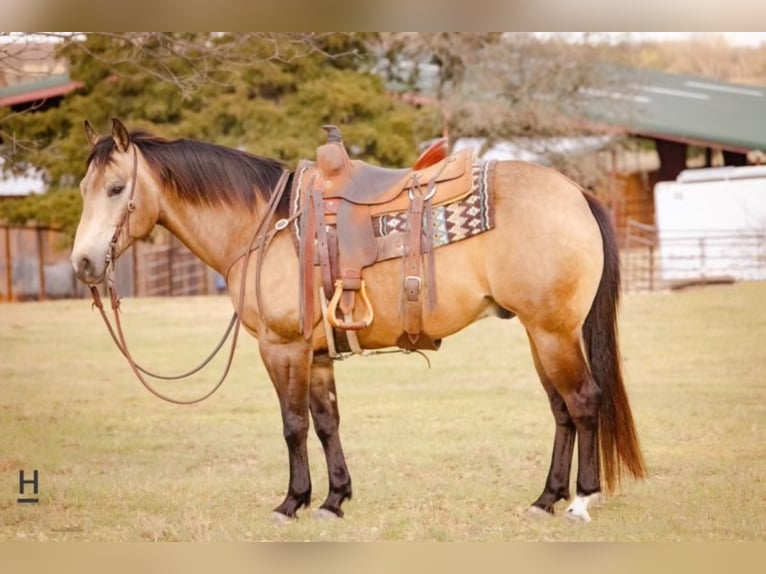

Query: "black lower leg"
(274, 411), (312, 517)
(310, 356), (352, 517)
(532, 392), (576, 514)
(571, 380), (602, 496)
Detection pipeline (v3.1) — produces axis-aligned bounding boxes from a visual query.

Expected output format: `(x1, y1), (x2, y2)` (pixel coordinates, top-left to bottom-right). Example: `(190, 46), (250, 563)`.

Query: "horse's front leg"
(259, 336), (313, 519)
(310, 353), (352, 517)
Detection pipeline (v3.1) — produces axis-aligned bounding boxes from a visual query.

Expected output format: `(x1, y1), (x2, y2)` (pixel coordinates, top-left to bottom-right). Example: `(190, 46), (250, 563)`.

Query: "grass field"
(1, 282), (765, 541)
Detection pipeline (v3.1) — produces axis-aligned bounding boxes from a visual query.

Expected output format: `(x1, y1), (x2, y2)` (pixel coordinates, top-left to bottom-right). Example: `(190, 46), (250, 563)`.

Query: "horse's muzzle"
(72, 254), (106, 285)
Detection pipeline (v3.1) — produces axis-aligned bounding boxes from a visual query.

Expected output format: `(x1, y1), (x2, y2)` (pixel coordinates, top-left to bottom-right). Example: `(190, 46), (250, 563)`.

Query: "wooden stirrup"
(326, 279), (374, 331)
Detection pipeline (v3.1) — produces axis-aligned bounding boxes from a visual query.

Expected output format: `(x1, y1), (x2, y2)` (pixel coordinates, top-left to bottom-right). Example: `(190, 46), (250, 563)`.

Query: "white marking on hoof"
(314, 508), (340, 520)
(565, 494), (599, 523)
(271, 511), (292, 525)
(526, 505), (552, 519)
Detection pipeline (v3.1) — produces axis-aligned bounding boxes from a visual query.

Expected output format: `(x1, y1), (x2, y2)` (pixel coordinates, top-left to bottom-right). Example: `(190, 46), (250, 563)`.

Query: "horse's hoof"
(314, 508), (341, 520)
(564, 507), (591, 523)
(271, 511), (292, 525)
(526, 505), (553, 519)
(564, 495), (595, 523)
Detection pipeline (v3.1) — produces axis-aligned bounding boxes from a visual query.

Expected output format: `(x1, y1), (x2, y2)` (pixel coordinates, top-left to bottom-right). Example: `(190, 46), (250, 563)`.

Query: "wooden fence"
(1, 225), (221, 302)
(0, 224), (80, 301)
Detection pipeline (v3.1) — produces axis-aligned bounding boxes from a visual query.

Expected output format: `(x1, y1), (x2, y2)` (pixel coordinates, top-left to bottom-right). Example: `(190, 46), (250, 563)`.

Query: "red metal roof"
(0, 80), (83, 107)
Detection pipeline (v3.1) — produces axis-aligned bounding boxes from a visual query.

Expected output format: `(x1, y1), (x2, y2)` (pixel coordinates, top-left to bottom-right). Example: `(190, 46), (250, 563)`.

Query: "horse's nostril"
(76, 255), (93, 279)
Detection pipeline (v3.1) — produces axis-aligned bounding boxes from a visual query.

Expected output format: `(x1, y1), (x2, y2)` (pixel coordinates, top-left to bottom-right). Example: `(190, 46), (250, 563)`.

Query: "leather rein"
(88, 144), (294, 405)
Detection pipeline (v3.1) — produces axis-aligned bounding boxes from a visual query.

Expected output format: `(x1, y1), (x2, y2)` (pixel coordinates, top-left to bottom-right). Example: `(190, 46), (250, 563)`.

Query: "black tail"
(582, 193), (646, 491)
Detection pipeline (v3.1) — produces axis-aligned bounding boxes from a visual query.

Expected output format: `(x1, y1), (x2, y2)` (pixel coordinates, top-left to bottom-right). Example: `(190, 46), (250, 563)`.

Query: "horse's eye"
(108, 184), (125, 197)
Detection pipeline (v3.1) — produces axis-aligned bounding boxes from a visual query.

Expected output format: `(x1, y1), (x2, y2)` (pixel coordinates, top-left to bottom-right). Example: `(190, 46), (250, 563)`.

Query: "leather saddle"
(321, 134), (471, 218)
(298, 125), (474, 352)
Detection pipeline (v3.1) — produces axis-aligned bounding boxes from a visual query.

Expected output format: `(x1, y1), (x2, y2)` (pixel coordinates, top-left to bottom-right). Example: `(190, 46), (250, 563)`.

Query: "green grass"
(1, 282), (765, 541)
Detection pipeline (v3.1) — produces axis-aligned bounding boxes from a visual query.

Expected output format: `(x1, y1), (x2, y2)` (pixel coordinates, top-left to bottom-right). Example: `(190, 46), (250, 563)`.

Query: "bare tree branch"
(0, 32), (362, 169)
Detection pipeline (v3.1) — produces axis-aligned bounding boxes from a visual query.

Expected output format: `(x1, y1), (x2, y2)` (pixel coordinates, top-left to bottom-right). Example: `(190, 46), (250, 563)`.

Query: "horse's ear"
(84, 120), (99, 148)
(111, 117), (130, 152)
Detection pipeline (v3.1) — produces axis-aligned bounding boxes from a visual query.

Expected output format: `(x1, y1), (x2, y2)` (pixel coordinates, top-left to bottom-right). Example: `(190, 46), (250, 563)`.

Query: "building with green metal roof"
(586, 66), (766, 179)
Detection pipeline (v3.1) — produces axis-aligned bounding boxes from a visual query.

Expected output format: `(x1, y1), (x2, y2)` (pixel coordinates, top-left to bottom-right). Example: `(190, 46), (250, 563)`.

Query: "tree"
(372, 33), (634, 189)
(0, 33), (443, 242)
(0, 33), (442, 185)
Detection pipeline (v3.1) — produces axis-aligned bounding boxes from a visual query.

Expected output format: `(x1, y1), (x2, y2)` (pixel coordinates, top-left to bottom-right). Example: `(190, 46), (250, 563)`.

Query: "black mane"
(87, 130), (288, 211)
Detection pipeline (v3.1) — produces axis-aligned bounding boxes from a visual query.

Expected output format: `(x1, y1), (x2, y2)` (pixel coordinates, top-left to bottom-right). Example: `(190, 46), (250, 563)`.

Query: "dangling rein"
(89, 147), (293, 405)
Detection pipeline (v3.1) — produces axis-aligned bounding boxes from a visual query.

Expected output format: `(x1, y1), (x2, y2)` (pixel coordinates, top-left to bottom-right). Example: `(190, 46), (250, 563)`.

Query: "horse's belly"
(353, 238), (496, 349)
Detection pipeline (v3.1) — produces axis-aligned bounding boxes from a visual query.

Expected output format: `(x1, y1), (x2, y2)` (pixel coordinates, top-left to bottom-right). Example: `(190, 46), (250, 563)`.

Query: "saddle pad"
(373, 159), (496, 259)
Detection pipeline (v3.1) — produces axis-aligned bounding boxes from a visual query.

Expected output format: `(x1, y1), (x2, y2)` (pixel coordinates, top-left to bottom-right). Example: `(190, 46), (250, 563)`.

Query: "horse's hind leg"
(527, 333), (576, 514)
(526, 327), (602, 522)
(309, 354), (353, 517)
(259, 338), (313, 519)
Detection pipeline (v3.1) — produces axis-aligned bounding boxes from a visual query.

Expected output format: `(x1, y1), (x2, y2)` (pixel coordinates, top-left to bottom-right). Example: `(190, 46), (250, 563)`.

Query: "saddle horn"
(322, 125), (343, 143)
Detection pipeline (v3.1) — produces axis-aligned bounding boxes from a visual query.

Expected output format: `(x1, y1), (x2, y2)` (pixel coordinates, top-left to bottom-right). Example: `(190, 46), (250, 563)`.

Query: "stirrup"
(326, 279), (374, 331)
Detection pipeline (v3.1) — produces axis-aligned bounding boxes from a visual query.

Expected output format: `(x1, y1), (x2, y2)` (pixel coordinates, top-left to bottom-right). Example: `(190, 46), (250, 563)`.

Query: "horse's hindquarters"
(483, 161), (604, 333)
(345, 161), (603, 349)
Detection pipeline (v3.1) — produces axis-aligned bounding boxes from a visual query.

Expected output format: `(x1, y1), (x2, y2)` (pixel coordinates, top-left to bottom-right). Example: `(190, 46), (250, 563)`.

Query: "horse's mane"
(87, 130), (288, 211)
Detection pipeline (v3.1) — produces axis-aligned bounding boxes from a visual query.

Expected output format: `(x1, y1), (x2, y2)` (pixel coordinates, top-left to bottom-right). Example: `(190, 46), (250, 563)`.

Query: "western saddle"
(297, 125), (474, 353)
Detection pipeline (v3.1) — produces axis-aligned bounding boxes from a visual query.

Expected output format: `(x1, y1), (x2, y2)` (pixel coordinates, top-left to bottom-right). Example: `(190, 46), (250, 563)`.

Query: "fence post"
(167, 240), (174, 297)
(36, 227), (46, 301)
(131, 245), (138, 297)
(201, 264), (209, 296)
(4, 226), (12, 301)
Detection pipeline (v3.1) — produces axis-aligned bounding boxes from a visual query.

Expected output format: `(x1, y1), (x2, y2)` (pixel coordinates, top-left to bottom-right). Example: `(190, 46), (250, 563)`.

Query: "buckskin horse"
(71, 119), (645, 523)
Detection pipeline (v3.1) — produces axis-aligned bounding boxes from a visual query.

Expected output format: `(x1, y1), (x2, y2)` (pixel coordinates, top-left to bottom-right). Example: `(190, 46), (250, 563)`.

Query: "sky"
(544, 32), (766, 46)
(623, 32), (766, 46)
(4, 32), (766, 45)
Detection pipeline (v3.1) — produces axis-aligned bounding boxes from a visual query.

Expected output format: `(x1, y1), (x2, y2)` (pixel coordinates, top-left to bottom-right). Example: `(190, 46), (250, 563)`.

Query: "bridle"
(88, 143), (295, 404)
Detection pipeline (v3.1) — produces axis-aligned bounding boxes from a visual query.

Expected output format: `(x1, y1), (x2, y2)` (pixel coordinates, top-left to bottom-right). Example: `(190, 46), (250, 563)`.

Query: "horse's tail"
(582, 192), (646, 492)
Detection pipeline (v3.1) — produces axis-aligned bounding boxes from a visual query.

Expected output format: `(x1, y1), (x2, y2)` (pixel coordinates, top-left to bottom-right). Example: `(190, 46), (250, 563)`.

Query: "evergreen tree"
(0, 33), (442, 240)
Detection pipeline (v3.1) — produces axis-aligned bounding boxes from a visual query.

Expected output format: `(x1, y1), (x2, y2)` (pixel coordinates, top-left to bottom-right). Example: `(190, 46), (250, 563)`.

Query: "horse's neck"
(157, 195), (261, 276)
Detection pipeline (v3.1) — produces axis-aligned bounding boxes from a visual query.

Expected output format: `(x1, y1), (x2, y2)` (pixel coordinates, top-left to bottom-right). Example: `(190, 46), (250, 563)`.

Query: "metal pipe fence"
(622, 219), (766, 292)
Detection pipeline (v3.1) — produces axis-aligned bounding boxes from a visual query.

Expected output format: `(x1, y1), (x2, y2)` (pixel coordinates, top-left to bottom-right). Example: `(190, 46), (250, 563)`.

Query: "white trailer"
(654, 165), (766, 282)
